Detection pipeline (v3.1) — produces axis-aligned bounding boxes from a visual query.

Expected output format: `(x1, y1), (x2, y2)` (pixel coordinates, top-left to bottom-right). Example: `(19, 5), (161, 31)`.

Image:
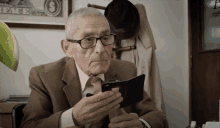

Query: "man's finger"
(95, 91), (121, 106)
(111, 87), (119, 92)
(88, 103), (120, 119)
(110, 113), (138, 123)
(83, 109), (110, 124)
(88, 91), (122, 112)
(93, 96), (123, 114)
(88, 91), (114, 103)
(109, 119), (142, 128)
(92, 111), (110, 123)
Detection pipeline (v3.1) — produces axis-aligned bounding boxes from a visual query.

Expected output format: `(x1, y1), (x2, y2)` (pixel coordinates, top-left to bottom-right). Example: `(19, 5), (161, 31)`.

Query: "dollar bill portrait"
(0, 0), (63, 17)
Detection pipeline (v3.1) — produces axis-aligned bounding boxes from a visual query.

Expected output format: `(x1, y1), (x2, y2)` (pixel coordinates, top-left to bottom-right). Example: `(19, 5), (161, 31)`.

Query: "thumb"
(109, 108), (126, 120)
(111, 87), (119, 92)
(117, 108), (126, 115)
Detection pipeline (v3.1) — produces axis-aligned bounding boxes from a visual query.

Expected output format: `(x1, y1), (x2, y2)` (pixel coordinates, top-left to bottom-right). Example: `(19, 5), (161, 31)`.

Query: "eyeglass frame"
(66, 34), (116, 49)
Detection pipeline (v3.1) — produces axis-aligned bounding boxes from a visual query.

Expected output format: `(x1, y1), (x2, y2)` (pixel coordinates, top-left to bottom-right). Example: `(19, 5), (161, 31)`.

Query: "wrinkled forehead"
(66, 16), (110, 38)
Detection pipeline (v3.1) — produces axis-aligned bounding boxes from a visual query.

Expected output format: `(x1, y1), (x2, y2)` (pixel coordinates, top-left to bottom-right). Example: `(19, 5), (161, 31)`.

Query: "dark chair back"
(12, 104), (26, 128)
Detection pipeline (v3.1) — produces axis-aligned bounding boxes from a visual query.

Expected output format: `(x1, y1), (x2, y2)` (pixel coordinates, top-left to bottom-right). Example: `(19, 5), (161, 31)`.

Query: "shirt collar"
(75, 62), (105, 91)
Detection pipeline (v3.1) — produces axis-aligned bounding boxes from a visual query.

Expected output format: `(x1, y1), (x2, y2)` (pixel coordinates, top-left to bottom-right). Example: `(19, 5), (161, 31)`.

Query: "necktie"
(90, 77), (102, 94)
(84, 77), (108, 128)
(83, 77), (102, 97)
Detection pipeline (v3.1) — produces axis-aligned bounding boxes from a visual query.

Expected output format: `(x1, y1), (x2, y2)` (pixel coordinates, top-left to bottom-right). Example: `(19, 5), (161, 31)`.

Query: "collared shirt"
(60, 62), (150, 128)
(75, 61), (105, 92)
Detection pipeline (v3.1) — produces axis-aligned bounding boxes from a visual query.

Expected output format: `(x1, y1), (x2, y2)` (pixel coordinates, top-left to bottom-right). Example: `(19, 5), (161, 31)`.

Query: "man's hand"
(72, 90), (123, 126)
(109, 113), (145, 128)
(108, 89), (144, 128)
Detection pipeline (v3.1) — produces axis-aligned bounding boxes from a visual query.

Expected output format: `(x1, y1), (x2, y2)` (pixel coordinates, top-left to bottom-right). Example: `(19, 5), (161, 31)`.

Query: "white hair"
(65, 7), (109, 39)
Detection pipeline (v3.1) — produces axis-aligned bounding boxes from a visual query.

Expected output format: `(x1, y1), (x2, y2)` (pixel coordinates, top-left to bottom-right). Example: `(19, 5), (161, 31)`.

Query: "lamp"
(0, 20), (19, 71)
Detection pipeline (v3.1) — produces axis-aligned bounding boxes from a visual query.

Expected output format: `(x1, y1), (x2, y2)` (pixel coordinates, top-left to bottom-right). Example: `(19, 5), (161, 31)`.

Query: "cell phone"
(102, 74), (145, 108)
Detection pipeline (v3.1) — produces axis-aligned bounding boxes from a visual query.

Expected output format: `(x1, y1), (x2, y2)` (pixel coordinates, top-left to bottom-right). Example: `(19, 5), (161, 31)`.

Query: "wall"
(0, 0), (189, 127)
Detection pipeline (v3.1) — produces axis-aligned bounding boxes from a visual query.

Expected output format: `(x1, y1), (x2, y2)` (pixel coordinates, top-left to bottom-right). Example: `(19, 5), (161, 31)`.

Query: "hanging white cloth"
(120, 4), (166, 114)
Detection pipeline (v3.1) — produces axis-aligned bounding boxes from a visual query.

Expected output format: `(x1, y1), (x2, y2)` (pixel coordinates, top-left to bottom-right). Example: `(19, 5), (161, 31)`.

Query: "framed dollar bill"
(0, 0), (72, 29)
(199, 0), (220, 53)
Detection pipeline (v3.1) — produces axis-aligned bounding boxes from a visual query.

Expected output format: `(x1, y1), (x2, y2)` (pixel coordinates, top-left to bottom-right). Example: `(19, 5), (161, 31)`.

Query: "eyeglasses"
(66, 34), (116, 49)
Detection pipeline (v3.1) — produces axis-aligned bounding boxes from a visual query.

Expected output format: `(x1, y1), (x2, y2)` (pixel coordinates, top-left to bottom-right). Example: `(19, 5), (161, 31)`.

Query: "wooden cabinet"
(0, 114), (12, 128)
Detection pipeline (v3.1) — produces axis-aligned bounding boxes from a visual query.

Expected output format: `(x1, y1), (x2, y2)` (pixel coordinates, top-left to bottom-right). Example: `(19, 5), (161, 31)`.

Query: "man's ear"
(61, 39), (72, 57)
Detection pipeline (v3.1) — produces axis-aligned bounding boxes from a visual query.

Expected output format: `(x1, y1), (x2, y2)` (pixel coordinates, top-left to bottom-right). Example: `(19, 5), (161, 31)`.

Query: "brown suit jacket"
(20, 57), (168, 128)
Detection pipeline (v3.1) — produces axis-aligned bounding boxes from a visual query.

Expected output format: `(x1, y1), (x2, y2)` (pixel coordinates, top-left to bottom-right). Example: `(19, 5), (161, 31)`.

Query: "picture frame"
(199, 0), (220, 53)
(0, 0), (72, 29)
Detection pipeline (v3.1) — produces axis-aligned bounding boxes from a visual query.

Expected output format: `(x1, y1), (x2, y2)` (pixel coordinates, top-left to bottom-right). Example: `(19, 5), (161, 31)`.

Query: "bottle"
(190, 121), (196, 128)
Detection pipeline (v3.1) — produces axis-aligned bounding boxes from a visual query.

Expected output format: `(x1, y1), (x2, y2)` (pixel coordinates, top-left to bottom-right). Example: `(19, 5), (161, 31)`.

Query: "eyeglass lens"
(81, 35), (114, 48)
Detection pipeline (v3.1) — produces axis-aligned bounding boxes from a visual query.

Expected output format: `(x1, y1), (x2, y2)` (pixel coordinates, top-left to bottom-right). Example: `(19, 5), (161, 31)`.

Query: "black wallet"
(102, 74), (145, 108)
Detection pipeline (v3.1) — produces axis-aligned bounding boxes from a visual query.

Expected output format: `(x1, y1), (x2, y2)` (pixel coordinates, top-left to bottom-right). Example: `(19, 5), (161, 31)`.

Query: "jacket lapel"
(104, 60), (118, 82)
(62, 58), (119, 107)
(62, 57), (82, 107)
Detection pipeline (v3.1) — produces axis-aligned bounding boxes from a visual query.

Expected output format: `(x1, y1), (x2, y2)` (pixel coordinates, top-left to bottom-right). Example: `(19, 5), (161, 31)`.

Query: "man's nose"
(94, 40), (105, 53)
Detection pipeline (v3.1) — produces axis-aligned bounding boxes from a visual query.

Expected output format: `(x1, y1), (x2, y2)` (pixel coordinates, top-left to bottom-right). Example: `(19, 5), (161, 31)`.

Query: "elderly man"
(20, 7), (168, 128)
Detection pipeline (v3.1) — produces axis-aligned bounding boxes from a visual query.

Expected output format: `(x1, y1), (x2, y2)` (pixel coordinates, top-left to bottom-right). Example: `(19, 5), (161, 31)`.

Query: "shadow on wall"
(162, 74), (188, 128)
(1, 45), (36, 98)
(164, 100), (186, 128)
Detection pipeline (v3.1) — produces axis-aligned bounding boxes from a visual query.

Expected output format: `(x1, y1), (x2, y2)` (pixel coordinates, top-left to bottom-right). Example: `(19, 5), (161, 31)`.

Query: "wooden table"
(0, 101), (27, 128)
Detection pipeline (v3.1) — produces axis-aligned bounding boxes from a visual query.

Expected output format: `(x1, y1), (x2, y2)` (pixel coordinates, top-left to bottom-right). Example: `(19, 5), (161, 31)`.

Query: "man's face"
(66, 16), (113, 76)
